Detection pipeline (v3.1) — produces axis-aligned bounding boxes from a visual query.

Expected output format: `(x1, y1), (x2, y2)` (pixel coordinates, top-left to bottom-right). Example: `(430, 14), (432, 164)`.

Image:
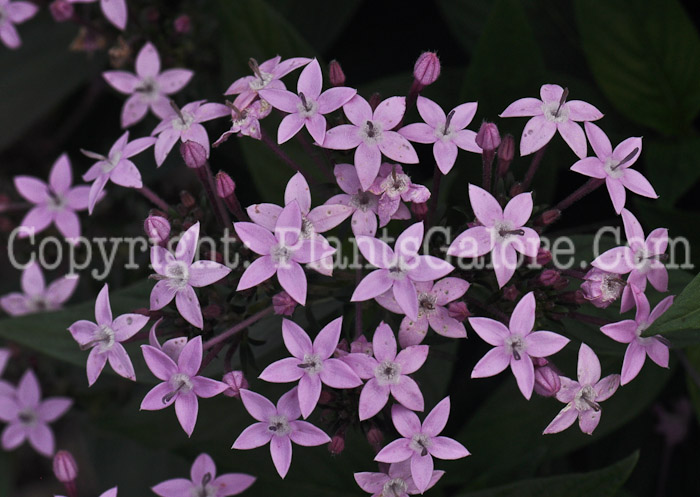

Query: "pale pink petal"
(391, 404), (422, 437)
(343, 95), (373, 126)
(352, 269), (393, 301)
(468, 184), (502, 226)
(415, 96), (445, 127)
(7, 1), (38, 23)
(359, 379), (391, 420)
(157, 69), (193, 94)
(557, 120), (587, 159)
(372, 321), (398, 362)
(282, 319), (312, 359)
(584, 122), (612, 159)
(375, 439), (414, 464)
(650, 295), (674, 323)
(577, 343), (601, 385)
(468, 317), (509, 346)
(645, 339), (669, 369)
(178, 336), (203, 377)
(555, 377), (579, 403)
(141, 345), (177, 381)
(150, 279), (177, 310)
(591, 246), (634, 274)
(277, 262), (307, 305)
(140, 382), (177, 410)
(175, 286), (203, 329)
(422, 397), (450, 436)
(234, 222), (276, 255)
(191, 376), (227, 398)
(305, 113), (327, 145)
(277, 113), (306, 144)
(612, 137), (642, 167)
(447, 226), (494, 258)
(449, 102), (478, 129)
(154, 128), (180, 167)
(395, 222), (424, 259)
(540, 84), (564, 103)
(570, 157), (606, 178)
(1, 424), (26, 451)
(270, 435), (293, 478)
(525, 331), (569, 357)
(28, 423), (54, 456)
(188, 260), (231, 287)
(600, 320), (637, 344)
(399, 122), (437, 144)
(0, 22), (20, 49)
(239, 389), (276, 422)
(471, 347), (510, 378)
(428, 436), (469, 460)
(499, 97), (543, 118)
(593, 374), (620, 402)
(317, 87), (356, 114)
(333, 163), (362, 194)
(395, 345), (428, 374)
(390, 375), (424, 411)
(567, 100), (603, 122)
(64, 186), (91, 211)
(259, 357), (304, 383)
(107, 343), (136, 381)
(102, 71), (139, 94)
(427, 309), (467, 339)
(14, 176), (49, 204)
(313, 317), (343, 360)
(68, 320), (97, 346)
(232, 422), (272, 449)
(354, 472), (389, 494)
(54, 209), (81, 240)
(434, 140), (458, 174)
(151, 478), (193, 497)
(175, 222), (199, 265)
(307, 204), (352, 232)
(296, 58), (322, 99)
(284, 173), (311, 214)
(123, 136), (156, 158)
(543, 405), (577, 434)
(510, 354), (535, 399)
(492, 243), (518, 288)
(136, 42), (160, 78)
(411, 453), (434, 493)
(100, 0), (127, 29)
(355, 142), (382, 191)
(36, 398), (71, 423)
(121, 94), (149, 128)
(373, 97), (406, 130)
(452, 129), (481, 153)
(432, 278), (470, 305)
(298, 373), (321, 418)
(17, 206), (53, 235)
(175, 392), (199, 436)
(503, 192), (533, 228)
(246, 204), (282, 231)
(319, 358), (361, 388)
(620, 169), (658, 199)
(356, 235), (393, 269)
(288, 420), (330, 446)
(508, 292), (535, 336)
(215, 473), (256, 497)
(322, 124), (362, 149)
(520, 116), (556, 156)
(236, 256), (275, 291)
(393, 278), (419, 321)
(378, 131), (419, 164)
(578, 409), (601, 435)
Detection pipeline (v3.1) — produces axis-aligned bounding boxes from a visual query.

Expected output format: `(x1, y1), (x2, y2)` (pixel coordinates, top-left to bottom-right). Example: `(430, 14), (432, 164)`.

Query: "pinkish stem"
(203, 306), (274, 350)
(137, 186), (169, 212)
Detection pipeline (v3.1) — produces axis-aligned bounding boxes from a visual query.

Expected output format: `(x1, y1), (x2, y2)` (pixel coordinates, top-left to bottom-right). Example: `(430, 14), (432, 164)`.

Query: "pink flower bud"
(334, 338), (350, 357)
(272, 291), (297, 316)
(180, 140), (207, 169)
(475, 122), (501, 151)
(350, 335), (373, 356)
(144, 214), (171, 244)
(369, 92), (382, 111)
(509, 182), (524, 197)
(180, 191), (196, 209)
(496, 134), (515, 176)
(580, 268), (624, 309)
(216, 171), (236, 198)
(222, 371), (248, 398)
(328, 60), (346, 87)
(553, 277), (569, 291)
(53, 450), (78, 483)
(366, 425), (384, 449)
(539, 269), (561, 286)
(502, 284), (520, 302)
(536, 248), (552, 266)
(329, 432), (345, 455)
(447, 302), (470, 321)
(533, 359), (561, 397)
(173, 14), (191, 34)
(413, 52), (441, 88)
(410, 202), (429, 222)
(50, 0), (74, 22)
(540, 209), (561, 225)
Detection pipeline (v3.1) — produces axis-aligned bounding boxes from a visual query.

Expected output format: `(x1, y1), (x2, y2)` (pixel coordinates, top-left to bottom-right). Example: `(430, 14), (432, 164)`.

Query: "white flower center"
(165, 261), (190, 290)
(249, 71), (274, 91)
(135, 76), (160, 101)
(574, 384), (599, 412)
(27, 295), (51, 312)
(46, 192), (67, 211)
(102, 151), (123, 174)
(93, 324), (116, 353)
(542, 101), (570, 123)
(18, 407), (38, 427)
(350, 191), (374, 212)
(505, 334), (526, 360)
(603, 158), (624, 179)
(387, 257), (410, 281)
(296, 93), (318, 118)
(382, 478), (408, 497)
(434, 123), (455, 142)
(600, 273), (624, 302)
(267, 414), (291, 436)
(633, 248), (651, 273)
(191, 482), (217, 497)
(492, 220), (525, 244)
(410, 433), (432, 456)
(418, 292), (437, 317)
(300, 217), (315, 239)
(298, 353), (323, 375)
(270, 243), (294, 267)
(374, 360), (402, 386)
(172, 111), (195, 131)
(170, 373), (193, 394)
(358, 120), (384, 146)
(380, 173), (410, 198)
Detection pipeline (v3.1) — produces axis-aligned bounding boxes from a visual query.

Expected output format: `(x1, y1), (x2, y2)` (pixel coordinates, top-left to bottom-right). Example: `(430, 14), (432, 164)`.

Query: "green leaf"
(575, 0), (700, 135)
(644, 134), (700, 208)
(436, 0), (493, 55)
(455, 452), (638, 497)
(643, 271), (700, 342)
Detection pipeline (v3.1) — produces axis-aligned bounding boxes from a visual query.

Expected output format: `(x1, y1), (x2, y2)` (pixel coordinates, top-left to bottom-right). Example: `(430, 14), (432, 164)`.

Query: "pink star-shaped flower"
(259, 58), (356, 145)
(0, 369), (72, 457)
(469, 292), (569, 399)
(367, 163), (430, 227)
(591, 208), (668, 312)
(323, 95), (419, 190)
(103, 42), (194, 128)
(259, 317), (362, 418)
(352, 222), (454, 321)
(148, 318), (187, 363)
(0, 0), (37, 49)
(354, 460), (444, 497)
(68, 284), (149, 385)
(0, 348), (12, 396)
(341, 322), (428, 420)
(447, 184), (540, 288)
(235, 201), (335, 305)
(375, 398), (469, 494)
(214, 99), (272, 145)
(67, 0), (126, 30)
(150, 222), (231, 329)
(601, 289), (674, 385)
(544, 343), (620, 435)
(151, 453), (255, 497)
(82, 131), (156, 213)
(232, 388), (330, 478)
(571, 122), (656, 213)
(140, 336), (228, 437)
(500, 84), (603, 158)
(14, 154), (91, 240)
(224, 56), (311, 110)
(0, 262), (78, 316)
(399, 96), (481, 174)
(152, 100), (229, 166)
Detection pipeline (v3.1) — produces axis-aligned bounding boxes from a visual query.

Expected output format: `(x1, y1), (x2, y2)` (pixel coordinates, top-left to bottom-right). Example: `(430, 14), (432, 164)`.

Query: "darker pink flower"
(0, 0), (38, 49)
(67, 0), (126, 30)
(367, 164), (430, 227)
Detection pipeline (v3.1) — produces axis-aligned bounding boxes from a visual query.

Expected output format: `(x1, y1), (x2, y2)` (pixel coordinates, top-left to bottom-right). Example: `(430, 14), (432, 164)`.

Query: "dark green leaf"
(643, 271), (700, 342)
(436, 0), (493, 55)
(644, 134), (700, 208)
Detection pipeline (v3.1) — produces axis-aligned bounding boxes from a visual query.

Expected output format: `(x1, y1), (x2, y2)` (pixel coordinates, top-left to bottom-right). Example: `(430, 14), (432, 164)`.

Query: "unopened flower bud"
(536, 248), (552, 266)
(50, 0), (74, 22)
(328, 60), (346, 87)
(144, 214), (170, 244)
(216, 171), (236, 198)
(174, 14), (191, 34)
(180, 141), (208, 169)
(350, 336), (373, 356)
(334, 338), (350, 357)
(540, 209), (561, 226)
(53, 450), (78, 483)
(539, 269), (561, 286)
(533, 359), (561, 397)
(180, 191), (196, 209)
(413, 52), (441, 89)
(366, 425), (384, 449)
(497, 134), (515, 177)
(580, 268), (624, 309)
(319, 390), (334, 405)
(410, 202), (429, 222)
(272, 291), (297, 316)
(222, 371), (248, 398)
(553, 277), (569, 291)
(329, 432), (345, 455)
(447, 302), (470, 321)
(503, 284), (520, 302)
(476, 122), (501, 151)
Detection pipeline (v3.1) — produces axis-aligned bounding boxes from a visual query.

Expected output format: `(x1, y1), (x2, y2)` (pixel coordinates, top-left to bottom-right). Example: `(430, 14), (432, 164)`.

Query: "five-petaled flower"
(0, 262), (78, 316)
(232, 388), (331, 478)
(141, 336), (228, 436)
(375, 398), (469, 494)
(367, 163), (430, 227)
(66, 0), (127, 30)
(68, 284), (149, 385)
(543, 343), (620, 435)
(0, 0), (37, 49)
(259, 317), (362, 418)
(354, 459), (444, 497)
(469, 292), (569, 399)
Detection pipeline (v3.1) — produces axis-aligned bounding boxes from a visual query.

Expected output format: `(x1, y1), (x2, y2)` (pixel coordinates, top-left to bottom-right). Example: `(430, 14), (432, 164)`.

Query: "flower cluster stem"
(0, 202), (30, 214)
(294, 132), (335, 183)
(427, 164), (442, 229)
(522, 145), (546, 190)
(260, 128), (313, 179)
(194, 163), (231, 229)
(482, 151), (495, 192)
(203, 306), (274, 350)
(555, 178), (604, 211)
(138, 186), (169, 212)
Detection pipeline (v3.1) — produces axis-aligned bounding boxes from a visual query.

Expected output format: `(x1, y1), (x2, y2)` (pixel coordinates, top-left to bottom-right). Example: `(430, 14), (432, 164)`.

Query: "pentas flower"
(469, 292), (569, 399)
(68, 284), (149, 385)
(500, 84), (603, 158)
(259, 58), (356, 145)
(0, 348), (12, 396)
(580, 268), (625, 309)
(152, 100), (229, 167)
(67, 0), (126, 29)
(0, 0), (37, 49)
(326, 163), (410, 237)
(235, 201), (335, 305)
(14, 153), (91, 240)
(82, 131), (156, 213)
(323, 95), (419, 190)
(57, 487), (117, 497)
(352, 222), (454, 321)
(591, 208), (668, 313)
(376, 277), (469, 347)
(0, 262), (78, 316)
(224, 56), (311, 110)
(103, 42), (194, 128)
(601, 290), (674, 385)
(259, 317), (362, 418)
(152, 453), (255, 497)
(246, 172), (351, 276)
(214, 100), (272, 145)
(399, 96), (481, 174)
(150, 222), (231, 329)
(375, 399), (469, 494)
(232, 388), (331, 479)
(141, 336), (228, 436)
(571, 122), (656, 213)
(544, 343), (620, 435)
(0, 370), (72, 457)
(447, 185), (540, 288)
(354, 460), (444, 497)
(341, 322), (428, 420)
(148, 318), (187, 362)
(367, 163), (430, 227)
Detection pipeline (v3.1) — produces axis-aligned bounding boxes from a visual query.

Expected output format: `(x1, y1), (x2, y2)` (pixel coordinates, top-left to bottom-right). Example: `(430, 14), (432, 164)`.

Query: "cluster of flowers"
(0, 29), (676, 497)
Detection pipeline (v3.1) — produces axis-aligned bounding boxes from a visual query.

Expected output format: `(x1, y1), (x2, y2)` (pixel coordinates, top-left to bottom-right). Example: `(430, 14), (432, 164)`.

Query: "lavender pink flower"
(67, 0), (126, 29)
(580, 268), (625, 309)
(375, 398), (469, 494)
(0, 0), (38, 49)
(354, 459), (444, 497)
(141, 336), (228, 436)
(151, 453), (255, 497)
(232, 388), (330, 478)
(259, 317), (362, 418)
(367, 164), (430, 227)
(0, 262), (78, 316)
(500, 84), (603, 158)
(103, 42), (194, 128)
(0, 369), (72, 456)
(68, 284), (149, 385)
(214, 100), (272, 145)
(469, 292), (569, 399)
(148, 318), (187, 362)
